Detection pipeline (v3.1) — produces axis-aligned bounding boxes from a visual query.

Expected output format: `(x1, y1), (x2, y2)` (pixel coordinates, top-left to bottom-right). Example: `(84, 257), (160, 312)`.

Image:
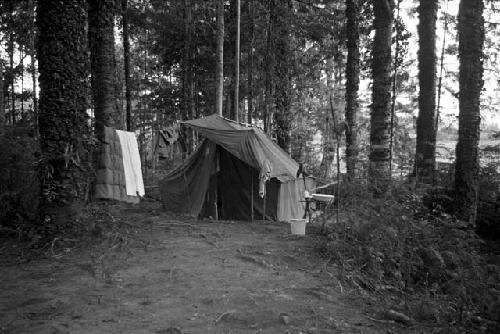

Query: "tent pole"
(263, 186), (266, 222)
(251, 175), (254, 222)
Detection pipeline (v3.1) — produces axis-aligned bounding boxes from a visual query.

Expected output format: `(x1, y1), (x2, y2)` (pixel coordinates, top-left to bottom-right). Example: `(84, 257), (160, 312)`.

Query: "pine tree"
(455, 0), (484, 224)
(345, 0), (360, 179)
(415, 0), (438, 181)
(369, 0), (395, 195)
(37, 0), (90, 222)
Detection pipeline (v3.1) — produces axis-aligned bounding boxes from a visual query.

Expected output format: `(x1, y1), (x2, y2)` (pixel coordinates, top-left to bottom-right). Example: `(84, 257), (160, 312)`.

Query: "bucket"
(289, 219), (307, 235)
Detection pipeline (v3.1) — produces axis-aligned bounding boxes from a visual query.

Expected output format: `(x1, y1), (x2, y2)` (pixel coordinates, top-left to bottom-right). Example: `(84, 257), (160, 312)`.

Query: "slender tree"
(88, 0), (118, 141)
(122, 0), (133, 131)
(37, 0), (89, 222)
(30, 0), (38, 136)
(344, 0), (360, 180)
(233, 0), (240, 122)
(415, 0), (438, 181)
(264, 0), (275, 134)
(273, 0), (292, 154)
(182, 0), (195, 151)
(369, 0), (394, 195)
(215, 0), (224, 116)
(455, 0), (484, 224)
(8, 0), (15, 125)
(247, 0), (254, 124)
(0, 60), (4, 137)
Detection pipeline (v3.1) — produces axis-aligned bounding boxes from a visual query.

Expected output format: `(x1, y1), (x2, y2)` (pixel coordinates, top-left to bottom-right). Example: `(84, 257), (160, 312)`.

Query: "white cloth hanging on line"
(116, 130), (145, 197)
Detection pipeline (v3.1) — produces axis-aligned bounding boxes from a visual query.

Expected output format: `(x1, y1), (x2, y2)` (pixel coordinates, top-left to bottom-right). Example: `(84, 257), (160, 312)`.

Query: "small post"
(251, 175), (254, 222)
(263, 186), (266, 221)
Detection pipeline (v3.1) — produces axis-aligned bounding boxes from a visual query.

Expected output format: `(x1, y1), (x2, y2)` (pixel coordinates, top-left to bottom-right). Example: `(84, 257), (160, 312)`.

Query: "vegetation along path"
(0, 202), (409, 334)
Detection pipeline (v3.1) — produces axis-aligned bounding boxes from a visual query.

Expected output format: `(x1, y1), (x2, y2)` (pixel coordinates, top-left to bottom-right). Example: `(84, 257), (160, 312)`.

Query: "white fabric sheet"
(116, 130), (145, 197)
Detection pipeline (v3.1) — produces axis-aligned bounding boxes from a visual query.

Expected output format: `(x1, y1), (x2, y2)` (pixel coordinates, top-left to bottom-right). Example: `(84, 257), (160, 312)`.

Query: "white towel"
(116, 130), (145, 197)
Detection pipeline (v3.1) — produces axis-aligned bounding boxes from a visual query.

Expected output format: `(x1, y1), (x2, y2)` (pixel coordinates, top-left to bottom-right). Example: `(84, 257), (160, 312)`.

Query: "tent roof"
(182, 114), (298, 182)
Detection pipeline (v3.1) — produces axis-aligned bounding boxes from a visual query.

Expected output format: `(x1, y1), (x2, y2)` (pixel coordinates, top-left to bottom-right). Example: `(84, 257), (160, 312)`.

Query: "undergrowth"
(317, 181), (500, 333)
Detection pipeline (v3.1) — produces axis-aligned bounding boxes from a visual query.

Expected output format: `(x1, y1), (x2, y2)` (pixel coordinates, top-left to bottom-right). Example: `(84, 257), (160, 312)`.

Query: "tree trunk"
(247, 0), (254, 125)
(264, 0), (275, 134)
(215, 0), (224, 116)
(31, 25), (38, 135)
(415, 0), (438, 181)
(233, 0), (240, 122)
(455, 0), (484, 225)
(369, 0), (394, 196)
(37, 0), (90, 223)
(0, 60), (4, 137)
(122, 0), (133, 131)
(181, 0), (196, 152)
(8, 1), (15, 125)
(345, 0), (360, 180)
(273, 0), (292, 154)
(88, 0), (118, 142)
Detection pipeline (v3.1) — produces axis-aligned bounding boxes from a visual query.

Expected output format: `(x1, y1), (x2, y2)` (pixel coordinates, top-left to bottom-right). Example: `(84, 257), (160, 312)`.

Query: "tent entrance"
(199, 146), (278, 221)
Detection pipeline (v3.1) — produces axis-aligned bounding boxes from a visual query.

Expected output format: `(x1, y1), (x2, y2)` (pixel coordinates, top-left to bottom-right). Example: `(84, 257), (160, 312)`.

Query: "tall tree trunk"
(273, 0), (292, 154)
(122, 0), (133, 131)
(320, 59), (335, 179)
(233, 0), (240, 122)
(345, 0), (360, 180)
(182, 0), (196, 152)
(389, 0), (401, 174)
(455, 0), (484, 225)
(37, 0), (89, 223)
(415, 0), (438, 181)
(31, 18), (38, 136)
(20, 46), (24, 118)
(8, 1), (15, 125)
(0, 60), (4, 137)
(247, 0), (254, 124)
(264, 0), (275, 134)
(88, 0), (118, 142)
(215, 0), (224, 116)
(369, 0), (394, 196)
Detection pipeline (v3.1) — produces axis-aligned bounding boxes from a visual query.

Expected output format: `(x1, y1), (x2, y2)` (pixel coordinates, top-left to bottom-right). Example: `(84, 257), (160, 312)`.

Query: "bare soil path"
(0, 202), (394, 334)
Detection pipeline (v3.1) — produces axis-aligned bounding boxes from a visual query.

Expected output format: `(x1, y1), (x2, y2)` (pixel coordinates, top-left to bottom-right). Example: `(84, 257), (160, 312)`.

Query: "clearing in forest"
(1, 202), (404, 334)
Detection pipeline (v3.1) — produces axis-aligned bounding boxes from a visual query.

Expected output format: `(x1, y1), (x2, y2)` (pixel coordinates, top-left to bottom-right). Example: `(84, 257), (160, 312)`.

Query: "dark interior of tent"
(199, 145), (280, 221)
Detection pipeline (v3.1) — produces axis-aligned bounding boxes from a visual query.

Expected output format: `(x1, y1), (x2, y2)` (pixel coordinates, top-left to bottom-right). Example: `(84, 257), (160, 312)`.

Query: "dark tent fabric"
(159, 114), (314, 221)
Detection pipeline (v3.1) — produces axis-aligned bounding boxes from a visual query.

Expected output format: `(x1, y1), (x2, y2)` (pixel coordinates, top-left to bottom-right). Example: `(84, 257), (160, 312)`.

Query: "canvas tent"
(95, 127), (145, 203)
(159, 114), (314, 221)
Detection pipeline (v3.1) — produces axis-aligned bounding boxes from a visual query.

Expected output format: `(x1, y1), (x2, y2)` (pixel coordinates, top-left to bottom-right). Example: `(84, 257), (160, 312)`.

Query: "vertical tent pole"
(263, 184), (266, 222)
(251, 174), (254, 222)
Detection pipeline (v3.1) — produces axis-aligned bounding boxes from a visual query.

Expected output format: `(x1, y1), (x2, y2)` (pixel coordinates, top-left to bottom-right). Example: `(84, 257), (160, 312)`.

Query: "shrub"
(318, 182), (500, 330)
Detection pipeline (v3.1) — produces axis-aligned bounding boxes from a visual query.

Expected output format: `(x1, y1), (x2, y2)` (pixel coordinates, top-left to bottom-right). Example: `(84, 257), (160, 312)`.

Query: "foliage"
(0, 133), (39, 233)
(317, 182), (500, 331)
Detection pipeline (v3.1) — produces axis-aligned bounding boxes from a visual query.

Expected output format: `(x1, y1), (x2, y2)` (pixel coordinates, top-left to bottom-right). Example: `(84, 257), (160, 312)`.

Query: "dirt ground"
(0, 202), (405, 334)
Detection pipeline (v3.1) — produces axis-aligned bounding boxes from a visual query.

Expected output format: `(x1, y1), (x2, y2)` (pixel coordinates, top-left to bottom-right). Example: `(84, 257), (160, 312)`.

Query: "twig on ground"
(215, 310), (236, 323)
(365, 315), (396, 324)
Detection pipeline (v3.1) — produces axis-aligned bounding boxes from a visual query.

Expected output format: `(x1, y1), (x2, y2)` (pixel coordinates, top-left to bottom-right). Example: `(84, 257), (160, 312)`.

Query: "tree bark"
(215, 0), (224, 116)
(8, 0), (15, 125)
(273, 0), (292, 154)
(0, 60), (4, 137)
(31, 19), (38, 136)
(247, 0), (254, 125)
(455, 0), (484, 225)
(233, 0), (240, 122)
(264, 0), (275, 134)
(415, 0), (438, 181)
(122, 0), (133, 131)
(37, 0), (89, 223)
(369, 0), (394, 195)
(88, 0), (118, 142)
(345, 0), (360, 180)
(181, 0), (196, 152)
